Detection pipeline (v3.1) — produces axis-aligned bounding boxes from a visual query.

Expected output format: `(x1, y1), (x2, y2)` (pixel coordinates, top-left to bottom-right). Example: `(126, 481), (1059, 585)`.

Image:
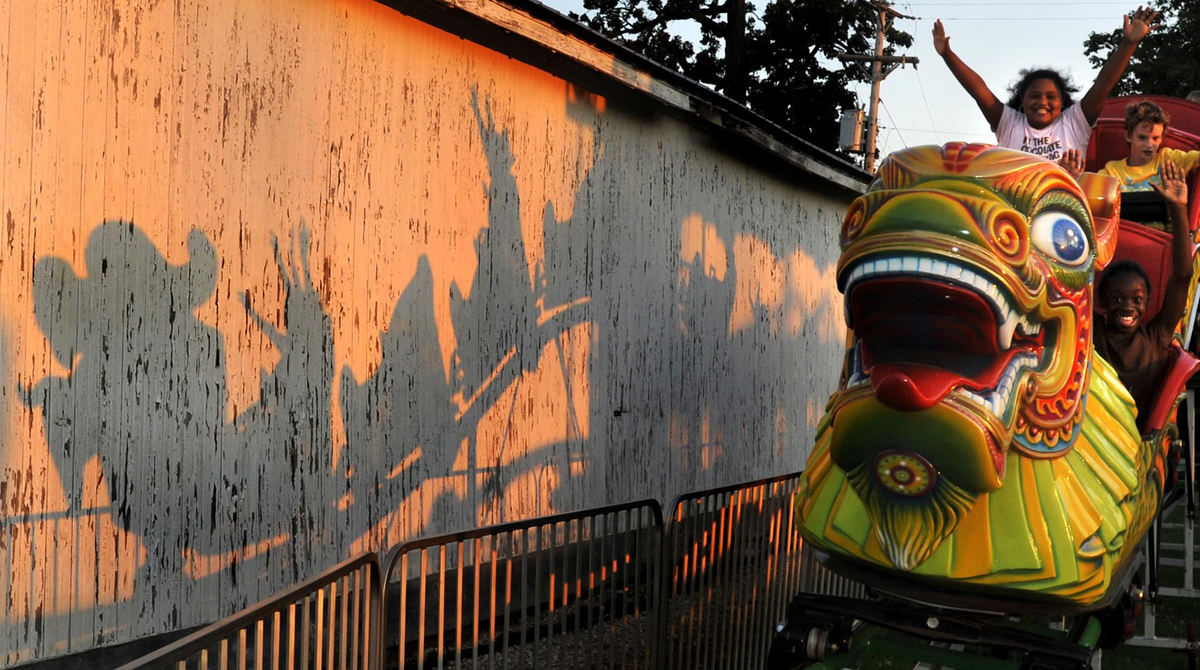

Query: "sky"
(535, 0), (1153, 166)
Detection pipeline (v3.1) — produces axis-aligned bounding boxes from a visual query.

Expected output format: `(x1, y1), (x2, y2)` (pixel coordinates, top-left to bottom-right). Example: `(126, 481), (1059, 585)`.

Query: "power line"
(931, 16), (1125, 20)
(912, 67), (944, 146)
(904, 1), (1135, 4)
(893, 0), (1140, 19)
(886, 127), (993, 137)
(879, 98), (907, 148)
(879, 128), (895, 159)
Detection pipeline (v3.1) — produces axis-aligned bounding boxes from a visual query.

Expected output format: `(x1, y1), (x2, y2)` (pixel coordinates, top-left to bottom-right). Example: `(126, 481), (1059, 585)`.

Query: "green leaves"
(573, 0), (913, 154)
(1084, 1), (1200, 99)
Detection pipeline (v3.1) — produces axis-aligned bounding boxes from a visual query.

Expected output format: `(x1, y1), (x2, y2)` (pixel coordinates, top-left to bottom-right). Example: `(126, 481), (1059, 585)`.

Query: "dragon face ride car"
(796, 142), (1169, 611)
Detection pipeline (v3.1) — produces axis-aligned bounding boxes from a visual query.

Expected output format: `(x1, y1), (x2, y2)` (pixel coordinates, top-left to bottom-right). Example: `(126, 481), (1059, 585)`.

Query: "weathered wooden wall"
(0, 0), (859, 663)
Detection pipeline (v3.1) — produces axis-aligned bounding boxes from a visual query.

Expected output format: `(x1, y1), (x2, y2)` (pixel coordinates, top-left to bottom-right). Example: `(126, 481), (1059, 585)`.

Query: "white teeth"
(847, 344), (868, 387)
(996, 309), (1039, 350)
(998, 317), (1017, 350)
(843, 254), (1048, 419)
(990, 285), (1004, 305)
(845, 255), (1036, 351)
(956, 352), (1038, 419)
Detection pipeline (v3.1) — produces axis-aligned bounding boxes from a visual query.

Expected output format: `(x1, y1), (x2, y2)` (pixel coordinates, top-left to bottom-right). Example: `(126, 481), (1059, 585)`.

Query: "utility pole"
(838, 1), (916, 172)
(726, 0), (747, 102)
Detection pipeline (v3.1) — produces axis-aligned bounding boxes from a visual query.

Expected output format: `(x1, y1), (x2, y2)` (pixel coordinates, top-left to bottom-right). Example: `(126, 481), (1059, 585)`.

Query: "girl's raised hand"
(1122, 6), (1159, 43)
(932, 20), (949, 56)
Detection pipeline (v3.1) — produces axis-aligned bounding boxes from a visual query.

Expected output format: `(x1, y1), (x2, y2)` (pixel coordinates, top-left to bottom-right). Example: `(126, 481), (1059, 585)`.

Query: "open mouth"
(843, 255), (1050, 420)
(1112, 310), (1139, 329)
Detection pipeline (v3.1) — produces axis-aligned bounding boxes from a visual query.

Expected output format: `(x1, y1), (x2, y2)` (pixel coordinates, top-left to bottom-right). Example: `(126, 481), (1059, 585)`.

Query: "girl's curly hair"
(1006, 68), (1079, 110)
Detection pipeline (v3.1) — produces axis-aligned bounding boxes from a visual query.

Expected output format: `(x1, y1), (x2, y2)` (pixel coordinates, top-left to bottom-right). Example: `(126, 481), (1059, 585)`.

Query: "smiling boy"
(1102, 100), (1200, 191)
(1093, 159), (1193, 430)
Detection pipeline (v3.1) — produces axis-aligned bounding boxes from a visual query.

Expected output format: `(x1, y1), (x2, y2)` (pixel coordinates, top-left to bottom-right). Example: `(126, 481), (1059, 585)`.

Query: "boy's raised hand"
(1122, 6), (1159, 43)
(932, 20), (949, 56)
(1151, 159), (1188, 207)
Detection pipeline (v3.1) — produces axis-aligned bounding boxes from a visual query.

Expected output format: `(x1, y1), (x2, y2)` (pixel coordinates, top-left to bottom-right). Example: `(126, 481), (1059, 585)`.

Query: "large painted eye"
(1030, 211), (1089, 266)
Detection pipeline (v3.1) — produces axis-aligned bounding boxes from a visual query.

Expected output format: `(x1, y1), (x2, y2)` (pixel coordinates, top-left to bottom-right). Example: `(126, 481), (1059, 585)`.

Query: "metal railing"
(661, 473), (854, 670)
(377, 474), (868, 670)
(117, 553), (382, 670)
(381, 499), (665, 669)
(117, 474), (871, 669)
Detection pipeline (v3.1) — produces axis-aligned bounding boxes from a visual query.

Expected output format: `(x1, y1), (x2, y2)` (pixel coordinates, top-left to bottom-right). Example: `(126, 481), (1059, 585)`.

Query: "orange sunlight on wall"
(2, 0), (606, 634)
(473, 324), (593, 473)
(680, 215), (842, 342)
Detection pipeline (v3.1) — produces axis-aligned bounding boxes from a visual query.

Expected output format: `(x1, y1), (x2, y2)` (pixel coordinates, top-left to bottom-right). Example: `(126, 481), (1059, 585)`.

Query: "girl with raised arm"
(933, 7), (1158, 167)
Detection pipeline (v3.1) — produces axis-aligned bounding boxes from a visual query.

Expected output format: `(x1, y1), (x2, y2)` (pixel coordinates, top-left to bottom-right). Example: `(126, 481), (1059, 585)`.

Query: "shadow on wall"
(339, 90), (598, 542)
(5, 88), (607, 649)
(3, 86), (835, 657)
(24, 221), (336, 620)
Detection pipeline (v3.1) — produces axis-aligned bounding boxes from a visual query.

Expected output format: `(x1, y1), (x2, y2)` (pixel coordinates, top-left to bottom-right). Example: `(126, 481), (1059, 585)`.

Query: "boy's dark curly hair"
(1006, 68), (1079, 110)
(1124, 99), (1170, 134)
(1098, 259), (1153, 299)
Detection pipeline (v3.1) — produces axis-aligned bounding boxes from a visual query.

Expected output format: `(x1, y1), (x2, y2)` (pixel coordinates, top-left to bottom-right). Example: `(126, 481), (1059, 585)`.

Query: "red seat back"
(1089, 96), (1200, 330)
(1106, 220), (1173, 319)
(1086, 96), (1200, 232)
(1142, 345), (1200, 434)
(1085, 95), (1200, 172)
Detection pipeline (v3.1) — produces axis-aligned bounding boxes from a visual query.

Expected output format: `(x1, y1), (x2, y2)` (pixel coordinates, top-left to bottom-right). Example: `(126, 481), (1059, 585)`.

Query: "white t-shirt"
(995, 104), (1092, 163)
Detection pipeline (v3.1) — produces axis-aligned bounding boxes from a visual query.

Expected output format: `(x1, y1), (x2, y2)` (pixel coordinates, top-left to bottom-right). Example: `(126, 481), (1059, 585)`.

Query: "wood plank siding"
(0, 0), (864, 662)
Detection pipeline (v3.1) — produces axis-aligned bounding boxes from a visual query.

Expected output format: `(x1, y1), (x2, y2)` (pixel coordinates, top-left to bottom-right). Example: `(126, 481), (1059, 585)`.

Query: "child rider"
(1093, 159), (1193, 432)
(932, 7), (1158, 165)
(1102, 99), (1200, 192)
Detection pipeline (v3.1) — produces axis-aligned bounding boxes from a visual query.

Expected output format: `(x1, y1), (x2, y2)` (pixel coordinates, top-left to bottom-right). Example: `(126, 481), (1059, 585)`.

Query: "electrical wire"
(903, 1), (1134, 5)
(885, 127), (994, 136)
(912, 66), (944, 147)
(879, 97), (907, 149)
(931, 17), (1128, 21)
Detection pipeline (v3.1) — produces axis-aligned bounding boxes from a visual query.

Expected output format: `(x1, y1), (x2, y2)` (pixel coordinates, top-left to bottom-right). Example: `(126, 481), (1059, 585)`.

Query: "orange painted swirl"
(989, 211), (1027, 262)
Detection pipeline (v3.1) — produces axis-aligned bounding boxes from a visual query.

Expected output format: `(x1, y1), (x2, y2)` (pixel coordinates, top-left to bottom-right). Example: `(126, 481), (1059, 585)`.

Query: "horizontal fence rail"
(382, 499), (665, 669)
(120, 474), (872, 669)
(117, 553), (382, 670)
(662, 473), (838, 670)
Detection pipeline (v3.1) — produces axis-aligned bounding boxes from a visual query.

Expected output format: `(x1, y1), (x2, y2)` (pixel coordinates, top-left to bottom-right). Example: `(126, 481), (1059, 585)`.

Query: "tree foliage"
(572, 0), (912, 154)
(1084, 0), (1200, 99)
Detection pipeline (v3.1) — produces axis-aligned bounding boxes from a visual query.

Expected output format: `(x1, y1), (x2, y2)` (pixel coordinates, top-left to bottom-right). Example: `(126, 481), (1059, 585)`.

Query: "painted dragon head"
(816, 143), (1122, 573)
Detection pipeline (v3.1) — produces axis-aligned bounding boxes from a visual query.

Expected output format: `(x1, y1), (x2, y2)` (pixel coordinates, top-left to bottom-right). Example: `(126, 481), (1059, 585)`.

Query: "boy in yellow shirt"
(1102, 99), (1200, 191)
